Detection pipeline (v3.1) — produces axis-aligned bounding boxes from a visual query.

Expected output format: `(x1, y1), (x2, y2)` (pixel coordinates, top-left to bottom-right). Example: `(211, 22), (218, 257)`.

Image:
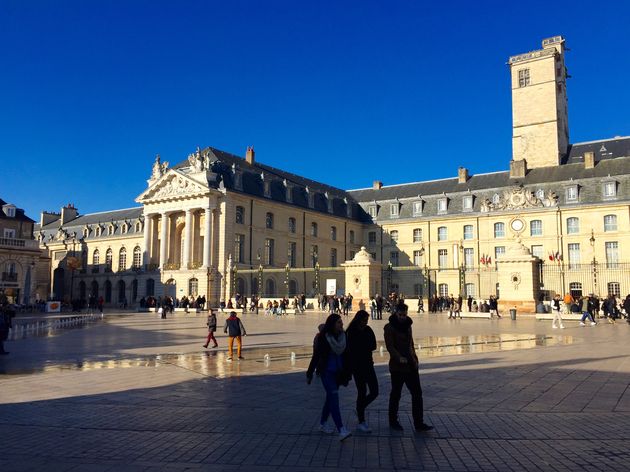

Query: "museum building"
(36, 36), (630, 309)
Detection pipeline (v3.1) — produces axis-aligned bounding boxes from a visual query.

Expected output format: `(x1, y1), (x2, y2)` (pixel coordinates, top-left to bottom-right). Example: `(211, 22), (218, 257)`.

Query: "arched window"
(530, 220), (542, 236)
(265, 278), (276, 297)
(331, 226), (337, 241)
(288, 280), (298, 296)
(83, 228), (89, 238)
(437, 227), (447, 241)
(494, 222), (505, 238)
(131, 279), (138, 301)
(92, 249), (100, 265)
(311, 222), (318, 237)
(413, 228), (422, 243)
(118, 247), (127, 271)
(349, 230), (355, 244)
(236, 206), (245, 224)
(105, 249), (113, 272)
(135, 222), (141, 232)
(390, 230), (399, 243)
(566, 217), (579, 234)
(133, 246), (142, 268)
(288, 217), (296, 233)
(108, 225), (114, 236)
(96, 227), (102, 237)
(104, 280), (112, 303)
(121, 224), (127, 234)
(189, 278), (199, 296)
(265, 212), (274, 229)
(604, 214), (617, 232)
(146, 278), (155, 297)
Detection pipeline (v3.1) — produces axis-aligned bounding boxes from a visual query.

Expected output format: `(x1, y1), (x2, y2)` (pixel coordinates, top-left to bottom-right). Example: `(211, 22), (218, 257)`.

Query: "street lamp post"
(387, 260), (393, 295)
(458, 240), (465, 297)
(285, 263), (290, 298)
(590, 230), (597, 295)
(256, 251), (263, 297)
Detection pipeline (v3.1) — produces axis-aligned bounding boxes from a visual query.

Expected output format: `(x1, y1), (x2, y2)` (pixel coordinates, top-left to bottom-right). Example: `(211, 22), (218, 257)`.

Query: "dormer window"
(121, 224), (128, 234)
(135, 222), (141, 232)
(566, 185), (578, 203)
(390, 203), (399, 218)
(368, 205), (377, 218)
(108, 226), (114, 236)
(437, 198), (448, 214)
(83, 228), (89, 238)
(603, 181), (617, 199)
(462, 195), (473, 212)
(3, 206), (16, 217)
(412, 201), (422, 216)
(96, 227), (102, 237)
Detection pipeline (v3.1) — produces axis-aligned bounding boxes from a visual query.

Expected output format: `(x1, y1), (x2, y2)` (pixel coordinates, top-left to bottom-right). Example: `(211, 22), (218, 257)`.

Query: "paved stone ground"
(1, 311), (629, 471)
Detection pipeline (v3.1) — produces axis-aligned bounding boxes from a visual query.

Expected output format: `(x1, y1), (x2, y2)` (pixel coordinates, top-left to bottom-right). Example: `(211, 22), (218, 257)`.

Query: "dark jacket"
(384, 315), (418, 373)
(346, 326), (376, 374)
(307, 332), (350, 384)
(224, 315), (246, 336)
(207, 313), (217, 332)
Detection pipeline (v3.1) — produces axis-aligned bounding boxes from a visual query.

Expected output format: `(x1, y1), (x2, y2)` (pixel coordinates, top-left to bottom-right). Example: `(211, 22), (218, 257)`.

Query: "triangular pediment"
(136, 170), (210, 203)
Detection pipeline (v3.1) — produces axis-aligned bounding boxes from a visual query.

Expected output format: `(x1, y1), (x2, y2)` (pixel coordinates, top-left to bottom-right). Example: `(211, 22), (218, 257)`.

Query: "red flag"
(480, 255), (485, 264)
(488, 256), (492, 264)
(548, 252), (554, 261)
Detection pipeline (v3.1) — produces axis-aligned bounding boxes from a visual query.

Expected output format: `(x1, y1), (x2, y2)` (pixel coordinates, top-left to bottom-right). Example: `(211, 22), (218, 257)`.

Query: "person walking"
(551, 294), (564, 329)
(306, 314), (352, 441)
(224, 311), (247, 361)
(346, 310), (378, 433)
(203, 309), (218, 348)
(579, 296), (596, 326)
(384, 301), (433, 432)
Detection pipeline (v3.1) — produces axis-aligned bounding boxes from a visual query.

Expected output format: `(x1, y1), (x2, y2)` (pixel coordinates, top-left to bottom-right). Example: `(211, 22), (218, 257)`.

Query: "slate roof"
(564, 136), (630, 165)
(0, 198), (35, 223)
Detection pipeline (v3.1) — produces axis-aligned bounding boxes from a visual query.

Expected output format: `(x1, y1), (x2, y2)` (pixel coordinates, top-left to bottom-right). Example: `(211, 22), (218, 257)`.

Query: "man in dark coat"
(384, 301), (432, 432)
(224, 311), (247, 361)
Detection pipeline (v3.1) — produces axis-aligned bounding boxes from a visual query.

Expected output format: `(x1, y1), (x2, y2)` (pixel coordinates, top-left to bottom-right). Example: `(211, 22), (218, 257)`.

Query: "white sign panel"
(326, 279), (337, 296)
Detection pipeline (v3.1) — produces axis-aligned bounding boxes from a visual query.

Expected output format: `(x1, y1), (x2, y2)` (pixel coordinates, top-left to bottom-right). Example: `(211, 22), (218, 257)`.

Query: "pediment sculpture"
(149, 154), (169, 183)
(148, 174), (207, 200)
(480, 186), (558, 212)
(187, 147), (207, 172)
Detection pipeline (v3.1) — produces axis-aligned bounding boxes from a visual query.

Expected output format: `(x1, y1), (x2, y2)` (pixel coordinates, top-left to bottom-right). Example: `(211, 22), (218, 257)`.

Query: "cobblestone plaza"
(1, 311), (629, 471)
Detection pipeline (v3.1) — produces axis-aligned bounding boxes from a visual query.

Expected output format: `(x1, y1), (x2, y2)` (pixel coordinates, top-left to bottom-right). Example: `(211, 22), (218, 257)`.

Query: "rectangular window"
(463, 225), (473, 240)
(462, 195), (473, 211)
(413, 201), (422, 216)
(368, 232), (377, 244)
(494, 223), (505, 238)
(438, 249), (448, 270)
(604, 215), (617, 232)
(413, 250), (423, 266)
(413, 228), (422, 243)
(603, 181), (616, 198)
(464, 248), (474, 269)
(331, 248), (338, 267)
(566, 186), (578, 202)
(265, 238), (274, 266)
(437, 198), (448, 214)
(494, 246), (505, 262)
(288, 242), (296, 267)
(530, 220), (542, 236)
(531, 245), (544, 259)
(331, 226), (337, 241)
(3, 229), (16, 239)
(568, 243), (580, 269)
(368, 206), (377, 218)
(390, 203), (399, 218)
(390, 230), (398, 243)
(605, 242), (619, 269)
(567, 217), (579, 234)
(518, 68), (530, 87)
(437, 227), (447, 241)
(234, 234), (245, 263)
(390, 251), (399, 267)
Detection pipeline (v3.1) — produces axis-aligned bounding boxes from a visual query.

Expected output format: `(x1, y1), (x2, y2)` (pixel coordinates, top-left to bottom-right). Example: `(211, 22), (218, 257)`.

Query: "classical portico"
(136, 155), (224, 303)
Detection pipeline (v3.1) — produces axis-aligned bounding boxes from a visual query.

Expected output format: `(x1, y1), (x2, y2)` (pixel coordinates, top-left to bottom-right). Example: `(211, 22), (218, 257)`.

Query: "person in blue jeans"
(307, 313), (352, 441)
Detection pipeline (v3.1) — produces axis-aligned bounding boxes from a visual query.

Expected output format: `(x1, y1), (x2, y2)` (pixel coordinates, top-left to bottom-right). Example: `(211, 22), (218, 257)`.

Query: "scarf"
(325, 332), (346, 355)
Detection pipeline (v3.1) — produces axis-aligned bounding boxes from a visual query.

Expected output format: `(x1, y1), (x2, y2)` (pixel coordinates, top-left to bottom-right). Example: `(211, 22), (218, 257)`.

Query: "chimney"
(372, 180), (383, 190)
(584, 151), (595, 169)
(509, 159), (527, 179)
(61, 204), (79, 225)
(458, 167), (469, 184)
(40, 211), (60, 227)
(245, 146), (255, 165)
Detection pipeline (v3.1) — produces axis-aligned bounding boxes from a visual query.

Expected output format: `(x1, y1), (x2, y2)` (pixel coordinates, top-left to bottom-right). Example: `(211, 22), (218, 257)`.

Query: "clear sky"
(2, 0), (629, 221)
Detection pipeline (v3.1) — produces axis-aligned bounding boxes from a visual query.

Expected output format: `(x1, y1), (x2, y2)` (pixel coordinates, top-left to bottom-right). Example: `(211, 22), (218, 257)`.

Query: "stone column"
(143, 214), (152, 267)
(183, 209), (193, 269)
(159, 212), (170, 268)
(203, 207), (214, 268)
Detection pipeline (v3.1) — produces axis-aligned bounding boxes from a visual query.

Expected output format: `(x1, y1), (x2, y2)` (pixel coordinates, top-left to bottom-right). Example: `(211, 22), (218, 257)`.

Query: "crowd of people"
(550, 292), (630, 328)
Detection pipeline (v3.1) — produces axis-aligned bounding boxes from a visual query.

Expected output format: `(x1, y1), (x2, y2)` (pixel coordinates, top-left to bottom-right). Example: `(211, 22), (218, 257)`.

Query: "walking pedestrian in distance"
(306, 314), (352, 441)
(346, 310), (378, 433)
(384, 301), (433, 432)
(224, 311), (247, 361)
(551, 294), (565, 329)
(203, 309), (218, 348)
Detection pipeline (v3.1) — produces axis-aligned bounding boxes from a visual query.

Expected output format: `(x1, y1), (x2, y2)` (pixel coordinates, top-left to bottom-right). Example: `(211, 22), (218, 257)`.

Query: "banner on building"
(46, 301), (61, 313)
(326, 279), (337, 296)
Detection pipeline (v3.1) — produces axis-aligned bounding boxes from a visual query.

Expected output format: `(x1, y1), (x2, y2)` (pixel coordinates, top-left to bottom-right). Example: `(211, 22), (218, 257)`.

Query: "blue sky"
(2, 0), (629, 221)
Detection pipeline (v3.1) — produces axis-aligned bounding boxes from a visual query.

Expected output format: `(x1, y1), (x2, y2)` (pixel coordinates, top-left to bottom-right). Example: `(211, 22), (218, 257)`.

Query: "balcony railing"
(0, 237), (39, 249)
(1, 272), (18, 282)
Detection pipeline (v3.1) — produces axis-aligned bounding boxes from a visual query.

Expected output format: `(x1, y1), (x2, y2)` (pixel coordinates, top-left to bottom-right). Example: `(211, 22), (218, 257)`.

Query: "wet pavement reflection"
(0, 333), (573, 377)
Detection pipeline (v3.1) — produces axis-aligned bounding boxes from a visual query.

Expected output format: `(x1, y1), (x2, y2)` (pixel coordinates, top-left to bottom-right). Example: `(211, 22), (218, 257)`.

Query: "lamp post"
(256, 251), (263, 298)
(423, 263), (430, 302)
(387, 260), (393, 296)
(314, 251), (320, 296)
(206, 266), (214, 310)
(285, 263), (290, 298)
(458, 240), (465, 297)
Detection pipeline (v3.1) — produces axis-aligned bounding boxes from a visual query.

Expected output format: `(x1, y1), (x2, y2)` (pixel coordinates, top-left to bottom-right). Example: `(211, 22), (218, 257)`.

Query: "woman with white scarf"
(307, 314), (352, 441)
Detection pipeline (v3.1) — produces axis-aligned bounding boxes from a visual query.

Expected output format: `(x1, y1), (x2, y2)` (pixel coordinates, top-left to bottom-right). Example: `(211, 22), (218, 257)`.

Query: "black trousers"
(354, 366), (379, 423)
(389, 369), (424, 427)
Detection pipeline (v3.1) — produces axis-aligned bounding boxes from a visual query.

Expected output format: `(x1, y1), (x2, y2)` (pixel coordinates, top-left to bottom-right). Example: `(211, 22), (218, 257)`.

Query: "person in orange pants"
(223, 311), (247, 361)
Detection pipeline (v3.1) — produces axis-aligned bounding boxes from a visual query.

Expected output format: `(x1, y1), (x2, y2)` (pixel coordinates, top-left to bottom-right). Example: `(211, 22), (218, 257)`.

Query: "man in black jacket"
(224, 311), (247, 361)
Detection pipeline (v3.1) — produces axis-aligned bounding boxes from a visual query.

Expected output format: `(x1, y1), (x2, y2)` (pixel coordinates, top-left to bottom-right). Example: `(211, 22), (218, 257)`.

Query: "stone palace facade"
(36, 36), (630, 309)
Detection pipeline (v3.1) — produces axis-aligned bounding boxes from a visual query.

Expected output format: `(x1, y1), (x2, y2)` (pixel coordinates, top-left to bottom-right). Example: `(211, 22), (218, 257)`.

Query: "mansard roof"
(37, 207), (143, 236)
(564, 136), (630, 165)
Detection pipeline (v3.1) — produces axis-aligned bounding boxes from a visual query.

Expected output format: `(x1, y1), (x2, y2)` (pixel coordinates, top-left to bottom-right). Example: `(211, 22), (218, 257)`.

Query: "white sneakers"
(338, 427), (352, 441)
(552, 325), (565, 329)
(318, 423), (335, 434)
(356, 422), (372, 433)
(579, 322), (586, 326)
(590, 321), (597, 326)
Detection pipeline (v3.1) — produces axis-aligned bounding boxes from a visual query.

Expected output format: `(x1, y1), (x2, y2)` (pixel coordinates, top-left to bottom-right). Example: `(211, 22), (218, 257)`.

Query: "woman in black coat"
(346, 309), (378, 433)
